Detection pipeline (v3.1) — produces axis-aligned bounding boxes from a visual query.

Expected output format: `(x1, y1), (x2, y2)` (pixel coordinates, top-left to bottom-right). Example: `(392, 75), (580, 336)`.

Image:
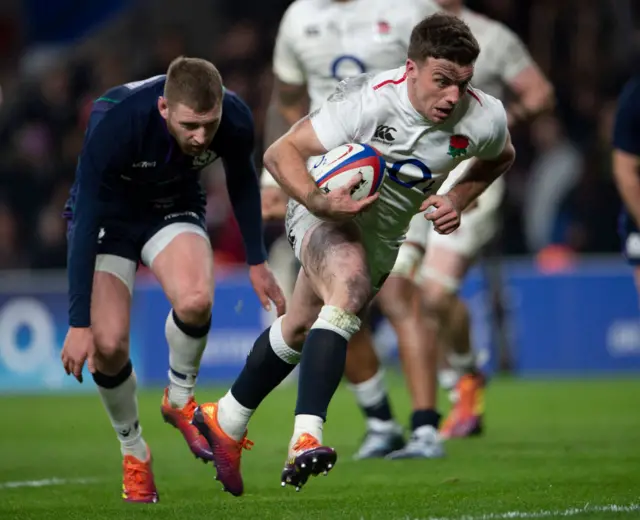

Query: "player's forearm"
(447, 152), (514, 211)
(508, 81), (554, 128)
(67, 195), (99, 328)
(225, 161), (268, 265)
(263, 139), (325, 211)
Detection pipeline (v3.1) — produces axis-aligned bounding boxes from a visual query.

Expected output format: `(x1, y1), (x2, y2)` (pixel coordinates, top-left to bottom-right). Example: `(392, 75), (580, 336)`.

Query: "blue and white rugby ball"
(310, 144), (386, 201)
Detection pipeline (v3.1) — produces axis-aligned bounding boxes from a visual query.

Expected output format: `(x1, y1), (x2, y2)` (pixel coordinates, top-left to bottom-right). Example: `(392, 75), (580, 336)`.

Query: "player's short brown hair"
(408, 13), (480, 66)
(164, 56), (223, 112)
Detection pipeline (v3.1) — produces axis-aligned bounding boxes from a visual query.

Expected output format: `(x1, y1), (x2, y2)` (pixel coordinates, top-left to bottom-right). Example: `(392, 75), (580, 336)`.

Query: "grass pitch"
(1, 375), (639, 520)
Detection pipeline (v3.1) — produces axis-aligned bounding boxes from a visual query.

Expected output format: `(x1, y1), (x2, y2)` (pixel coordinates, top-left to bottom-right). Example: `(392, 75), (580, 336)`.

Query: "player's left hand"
(249, 262), (287, 316)
(421, 194), (461, 235)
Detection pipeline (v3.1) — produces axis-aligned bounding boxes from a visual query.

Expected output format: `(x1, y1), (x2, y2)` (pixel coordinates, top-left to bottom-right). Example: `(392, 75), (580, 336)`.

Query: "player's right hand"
(309, 174), (379, 222)
(61, 327), (95, 383)
(261, 186), (288, 220)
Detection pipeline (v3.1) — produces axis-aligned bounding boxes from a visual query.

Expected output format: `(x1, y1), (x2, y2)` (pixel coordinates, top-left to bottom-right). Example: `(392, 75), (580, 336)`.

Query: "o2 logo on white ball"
(0, 298), (57, 374)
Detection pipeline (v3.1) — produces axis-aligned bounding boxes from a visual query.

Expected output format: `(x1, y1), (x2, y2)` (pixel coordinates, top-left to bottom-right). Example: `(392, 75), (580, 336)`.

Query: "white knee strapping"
(310, 305), (361, 341)
(95, 254), (137, 295)
(419, 266), (462, 293)
(141, 222), (209, 268)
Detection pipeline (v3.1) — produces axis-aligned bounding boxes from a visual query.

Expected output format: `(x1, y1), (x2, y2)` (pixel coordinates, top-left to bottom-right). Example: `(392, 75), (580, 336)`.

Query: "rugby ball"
(310, 144), (386, 201)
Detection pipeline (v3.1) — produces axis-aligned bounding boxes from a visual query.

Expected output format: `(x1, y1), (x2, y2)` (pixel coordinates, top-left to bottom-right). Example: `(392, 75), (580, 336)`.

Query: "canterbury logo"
(374, 124), (396, 142)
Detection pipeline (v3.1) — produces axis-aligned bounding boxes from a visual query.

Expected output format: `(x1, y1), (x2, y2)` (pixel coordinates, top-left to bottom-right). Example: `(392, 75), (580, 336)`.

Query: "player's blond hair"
(164, 56), (223, 112)
(408, 13), (480, 66)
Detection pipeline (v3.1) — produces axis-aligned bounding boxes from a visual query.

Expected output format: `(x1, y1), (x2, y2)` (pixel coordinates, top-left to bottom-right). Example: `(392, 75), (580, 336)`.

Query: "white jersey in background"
(286, 67), (508, 288)
(273, 0), (440, 112)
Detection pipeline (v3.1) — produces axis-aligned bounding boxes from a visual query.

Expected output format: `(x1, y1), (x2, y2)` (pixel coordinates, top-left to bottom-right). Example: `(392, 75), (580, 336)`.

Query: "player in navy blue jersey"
(613, 75), (640, 295)
(60, 57), (285, 503)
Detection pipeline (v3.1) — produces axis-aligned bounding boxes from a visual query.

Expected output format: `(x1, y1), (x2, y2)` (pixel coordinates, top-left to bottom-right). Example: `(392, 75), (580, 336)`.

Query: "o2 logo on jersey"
(330, 55), (367, 81)
(387, 158), (436, 194)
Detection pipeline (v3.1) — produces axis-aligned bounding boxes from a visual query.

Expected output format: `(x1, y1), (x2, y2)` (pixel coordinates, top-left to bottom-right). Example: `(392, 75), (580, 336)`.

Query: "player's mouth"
(433, 106), (453, 120)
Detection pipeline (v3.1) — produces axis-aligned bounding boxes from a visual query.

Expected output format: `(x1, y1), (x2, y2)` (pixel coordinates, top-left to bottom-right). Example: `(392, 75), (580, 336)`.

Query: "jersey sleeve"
(476, 96), (509, 159)
(492, 24), (535, 82)
(220, 93), (267, 265)
(272, 5), (306, 85)
(67, 105), (133, 327)
(309, 75), (369, 150)
(613, 78), (640, 156)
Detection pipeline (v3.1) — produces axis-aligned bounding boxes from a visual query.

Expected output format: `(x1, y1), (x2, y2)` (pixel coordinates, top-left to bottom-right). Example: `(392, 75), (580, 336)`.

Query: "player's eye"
(436, 78), (448, 88)
(181, 123), (199, 130)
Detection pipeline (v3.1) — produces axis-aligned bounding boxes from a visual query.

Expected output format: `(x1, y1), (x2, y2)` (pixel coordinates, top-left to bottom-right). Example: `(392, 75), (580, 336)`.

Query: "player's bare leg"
(194, 267), (320, 496)
(147, 227), (215, 464)
(379, 276), (444, 459)
(91, 260), (158, 503)
(345, 325), (404, 459)
(278, 221), (370, 490)
(420, 246), (485, 440)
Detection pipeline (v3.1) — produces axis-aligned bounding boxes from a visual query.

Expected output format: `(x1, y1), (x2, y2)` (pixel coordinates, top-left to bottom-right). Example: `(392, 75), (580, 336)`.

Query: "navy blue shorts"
(67, 207), (207, 265)
(618, 210), (640, 265)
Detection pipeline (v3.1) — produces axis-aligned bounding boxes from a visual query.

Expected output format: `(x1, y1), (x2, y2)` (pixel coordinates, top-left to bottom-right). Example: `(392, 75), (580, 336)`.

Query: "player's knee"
(173, 289), (213, 326)
(421, 281), (456, 322)
(329, 271), (371, 315)
(377, 276), (415, 322)
(93, 330), (129, 368)
(281, 314), (311, 348)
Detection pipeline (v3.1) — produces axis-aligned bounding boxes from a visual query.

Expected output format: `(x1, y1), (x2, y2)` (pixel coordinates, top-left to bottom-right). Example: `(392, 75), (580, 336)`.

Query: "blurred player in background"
(61, 57), (284, 503)
(613, 75), (640, 292)
(194, 13), (515, 494)
(260, 0), (441, 459)
(344, 0), (554, 459)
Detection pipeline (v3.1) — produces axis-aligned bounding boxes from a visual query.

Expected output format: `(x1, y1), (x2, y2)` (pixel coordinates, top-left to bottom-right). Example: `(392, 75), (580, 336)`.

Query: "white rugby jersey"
(273, 0), (440, 112)
(309, 66), (508, 242)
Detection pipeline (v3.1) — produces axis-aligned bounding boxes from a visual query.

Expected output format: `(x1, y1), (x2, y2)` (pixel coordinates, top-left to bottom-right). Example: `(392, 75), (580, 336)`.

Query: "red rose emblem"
(450, 135), (469, 149)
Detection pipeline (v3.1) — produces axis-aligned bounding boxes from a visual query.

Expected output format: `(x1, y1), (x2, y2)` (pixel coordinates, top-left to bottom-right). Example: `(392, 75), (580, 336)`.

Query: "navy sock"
(363, 395), (394, 422)
(411, 409), (441, 431)
(231, 327), (297, 409)
(295, 329), (348, 421)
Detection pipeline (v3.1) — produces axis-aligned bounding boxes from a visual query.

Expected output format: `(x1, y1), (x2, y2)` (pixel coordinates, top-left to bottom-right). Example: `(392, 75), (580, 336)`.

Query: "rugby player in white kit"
(260, 0), (441, 458)
(194, 14), (515, 493)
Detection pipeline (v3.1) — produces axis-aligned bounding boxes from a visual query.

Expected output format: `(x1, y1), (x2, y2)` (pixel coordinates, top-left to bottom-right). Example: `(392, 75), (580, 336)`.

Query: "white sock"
(447, 350), (477, 372)
(291, 414), (324, 451)
(96, 368), (148, 460)
(348, 368), (391, 409)
(217, 390), (254, 441)
(166, 310), (209, 407)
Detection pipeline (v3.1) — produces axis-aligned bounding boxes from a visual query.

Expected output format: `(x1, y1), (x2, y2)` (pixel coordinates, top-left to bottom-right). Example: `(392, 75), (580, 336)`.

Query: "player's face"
(406, 57), (474, 123)
(158, 97), (222, 156)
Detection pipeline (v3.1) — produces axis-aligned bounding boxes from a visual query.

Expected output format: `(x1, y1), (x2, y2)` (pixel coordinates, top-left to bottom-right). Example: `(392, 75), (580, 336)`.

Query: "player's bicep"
(284, 116), (329, 159)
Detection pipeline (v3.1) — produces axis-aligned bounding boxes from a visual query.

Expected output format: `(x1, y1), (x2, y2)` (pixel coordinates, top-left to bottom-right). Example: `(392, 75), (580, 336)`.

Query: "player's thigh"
(280, 268), (324, 348)
(143, 217), (213, 322)
(419, 204), (499, 295)
(287, 202), (371, 312)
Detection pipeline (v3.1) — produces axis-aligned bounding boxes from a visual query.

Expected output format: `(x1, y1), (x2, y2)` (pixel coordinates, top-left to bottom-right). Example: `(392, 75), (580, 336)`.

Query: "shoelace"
(124, 462), (150, 490)
(293, 434), (319, 452)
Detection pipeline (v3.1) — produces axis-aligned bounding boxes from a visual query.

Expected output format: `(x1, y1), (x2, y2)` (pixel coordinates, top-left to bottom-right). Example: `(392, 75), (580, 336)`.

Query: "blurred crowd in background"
(0, 0), (637, 270)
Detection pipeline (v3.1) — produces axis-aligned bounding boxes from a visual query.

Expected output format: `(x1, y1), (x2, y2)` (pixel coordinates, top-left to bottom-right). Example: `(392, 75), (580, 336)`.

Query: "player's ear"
(157, 96), (169, 120)
(405, 58), (418, 78)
